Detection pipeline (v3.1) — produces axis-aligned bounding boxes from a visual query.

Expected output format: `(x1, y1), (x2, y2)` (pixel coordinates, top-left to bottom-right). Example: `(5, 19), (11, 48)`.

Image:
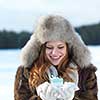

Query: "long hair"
(29, 43), (77, 88)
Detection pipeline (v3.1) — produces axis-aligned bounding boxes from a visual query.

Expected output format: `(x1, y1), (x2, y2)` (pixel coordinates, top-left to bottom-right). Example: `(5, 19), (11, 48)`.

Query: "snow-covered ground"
(0, 46), (100, 100)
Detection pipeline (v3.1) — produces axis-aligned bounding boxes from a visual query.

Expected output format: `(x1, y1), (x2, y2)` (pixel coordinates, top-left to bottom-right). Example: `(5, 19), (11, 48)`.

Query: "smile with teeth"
(50, 56), (61, 60)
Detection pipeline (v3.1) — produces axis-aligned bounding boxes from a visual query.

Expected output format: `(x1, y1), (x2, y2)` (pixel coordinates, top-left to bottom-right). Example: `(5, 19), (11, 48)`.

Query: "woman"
(14, 15), (98, 100)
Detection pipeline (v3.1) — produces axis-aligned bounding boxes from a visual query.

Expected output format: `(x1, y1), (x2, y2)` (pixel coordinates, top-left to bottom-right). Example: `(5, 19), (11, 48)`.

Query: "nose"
(52, 48), (58, 56)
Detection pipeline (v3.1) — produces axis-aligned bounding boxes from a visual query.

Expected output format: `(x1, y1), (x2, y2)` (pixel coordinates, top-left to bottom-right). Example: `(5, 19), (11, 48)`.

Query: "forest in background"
(0, 22), (100, 49)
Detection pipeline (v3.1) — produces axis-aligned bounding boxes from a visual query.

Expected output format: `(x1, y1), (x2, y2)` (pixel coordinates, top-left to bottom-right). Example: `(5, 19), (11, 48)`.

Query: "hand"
(58, 82), (79, 100)
(36, 82), (59, 100)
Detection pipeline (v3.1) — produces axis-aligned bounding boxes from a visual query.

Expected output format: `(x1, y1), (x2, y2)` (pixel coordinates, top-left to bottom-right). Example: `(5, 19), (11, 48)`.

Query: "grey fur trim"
(20, 34), (41, 67)
(20, 15), (91, 68)
(68, 32), (91, 68)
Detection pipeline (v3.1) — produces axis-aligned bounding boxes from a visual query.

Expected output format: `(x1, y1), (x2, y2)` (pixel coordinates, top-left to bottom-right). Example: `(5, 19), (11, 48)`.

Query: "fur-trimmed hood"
(20, 15), (91, 68)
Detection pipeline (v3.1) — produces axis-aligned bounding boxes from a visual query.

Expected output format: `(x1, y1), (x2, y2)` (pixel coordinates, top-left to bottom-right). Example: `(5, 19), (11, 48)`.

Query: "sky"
(0, 0), (100, 32)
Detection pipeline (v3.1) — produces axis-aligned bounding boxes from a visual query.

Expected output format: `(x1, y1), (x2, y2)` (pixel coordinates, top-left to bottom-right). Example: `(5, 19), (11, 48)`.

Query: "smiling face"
(45, 41), (67, 66)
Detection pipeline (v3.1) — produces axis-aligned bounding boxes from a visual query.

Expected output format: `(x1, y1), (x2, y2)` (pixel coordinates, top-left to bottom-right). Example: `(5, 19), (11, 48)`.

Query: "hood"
(20, 15), (91, 68)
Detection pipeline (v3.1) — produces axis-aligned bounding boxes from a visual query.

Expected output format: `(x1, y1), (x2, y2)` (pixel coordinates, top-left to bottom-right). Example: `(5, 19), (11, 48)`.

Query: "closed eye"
(46, 46), (53, 49)
(58, 46), (64, 49)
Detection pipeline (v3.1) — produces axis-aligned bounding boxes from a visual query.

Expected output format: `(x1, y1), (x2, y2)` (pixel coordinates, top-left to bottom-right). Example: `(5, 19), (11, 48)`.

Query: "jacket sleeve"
(14, 66), (39, 100)
(73, 65), (98, 100)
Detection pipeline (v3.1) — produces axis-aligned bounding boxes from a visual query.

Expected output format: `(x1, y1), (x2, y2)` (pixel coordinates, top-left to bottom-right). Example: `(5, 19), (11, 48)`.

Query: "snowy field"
(0, 46), (100, 100)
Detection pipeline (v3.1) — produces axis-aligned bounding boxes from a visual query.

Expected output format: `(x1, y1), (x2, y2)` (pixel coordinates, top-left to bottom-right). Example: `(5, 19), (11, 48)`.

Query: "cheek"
(64, 49), (67, 56)
(46, 50), (51, 58)
(62, 48), (68, 57)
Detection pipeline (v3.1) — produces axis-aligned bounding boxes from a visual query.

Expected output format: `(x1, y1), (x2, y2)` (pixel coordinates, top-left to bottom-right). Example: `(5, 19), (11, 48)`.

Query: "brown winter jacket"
(14, 64), (98, 100)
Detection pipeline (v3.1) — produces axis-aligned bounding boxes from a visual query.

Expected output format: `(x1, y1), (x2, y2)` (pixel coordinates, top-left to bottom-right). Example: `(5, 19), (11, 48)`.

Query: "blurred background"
(0, 0), (100, 99)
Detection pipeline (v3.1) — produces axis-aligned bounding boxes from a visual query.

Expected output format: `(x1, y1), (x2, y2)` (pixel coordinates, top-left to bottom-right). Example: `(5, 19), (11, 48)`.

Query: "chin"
(53, 64), (58, 66)
(52, 62), (60, 66)
(50, 59), (62, 66)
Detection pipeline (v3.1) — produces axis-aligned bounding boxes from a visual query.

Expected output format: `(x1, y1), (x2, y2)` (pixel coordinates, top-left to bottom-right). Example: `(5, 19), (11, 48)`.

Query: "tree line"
(0, 30), (31, 49)
(0, 23), (100, 49)
(75, 22), (100, 45)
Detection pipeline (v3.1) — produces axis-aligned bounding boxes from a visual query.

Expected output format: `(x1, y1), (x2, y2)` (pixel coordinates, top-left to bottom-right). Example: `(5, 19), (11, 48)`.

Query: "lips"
(47, 55), (63, 66)
(50, 56), (61, 60)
